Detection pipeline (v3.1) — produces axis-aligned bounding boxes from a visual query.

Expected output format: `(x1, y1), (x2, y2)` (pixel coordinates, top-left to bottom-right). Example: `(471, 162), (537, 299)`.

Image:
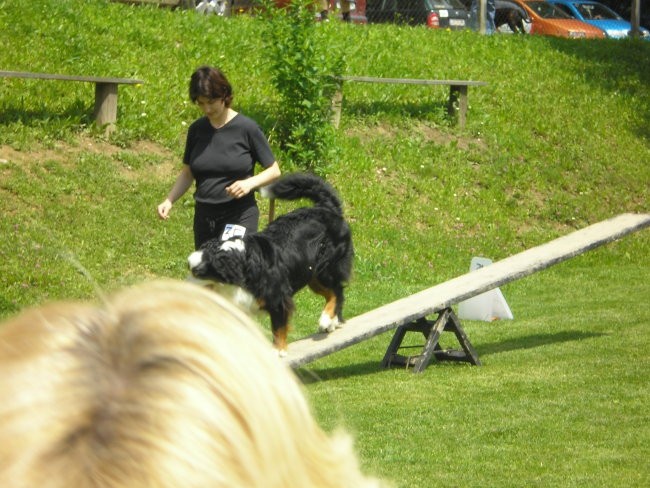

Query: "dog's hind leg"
(308, 279), (343, 333)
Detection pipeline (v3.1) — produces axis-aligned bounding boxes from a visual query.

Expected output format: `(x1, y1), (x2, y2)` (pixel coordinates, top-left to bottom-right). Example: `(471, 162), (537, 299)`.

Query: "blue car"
(547, 0), (650, 39)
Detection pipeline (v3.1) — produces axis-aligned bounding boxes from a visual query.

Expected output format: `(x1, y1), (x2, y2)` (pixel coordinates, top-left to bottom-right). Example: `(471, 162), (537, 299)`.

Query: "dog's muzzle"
(188, 250), (205, 274)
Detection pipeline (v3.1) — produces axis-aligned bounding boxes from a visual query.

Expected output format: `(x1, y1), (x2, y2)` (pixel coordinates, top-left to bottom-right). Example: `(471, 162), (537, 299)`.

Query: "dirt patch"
(345, 121), (487, 151)
(0, 136), (178, 179)
(0, 135), (175, 162)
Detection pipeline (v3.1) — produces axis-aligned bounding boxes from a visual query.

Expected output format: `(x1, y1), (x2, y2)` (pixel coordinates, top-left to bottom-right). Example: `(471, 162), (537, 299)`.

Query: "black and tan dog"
(188, 173), (354, 355)
(495, 1), (529, 33)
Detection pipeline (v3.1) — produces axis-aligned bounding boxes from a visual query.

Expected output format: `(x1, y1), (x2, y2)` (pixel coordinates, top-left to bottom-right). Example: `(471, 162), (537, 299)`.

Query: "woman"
(158, 66), (281, 249)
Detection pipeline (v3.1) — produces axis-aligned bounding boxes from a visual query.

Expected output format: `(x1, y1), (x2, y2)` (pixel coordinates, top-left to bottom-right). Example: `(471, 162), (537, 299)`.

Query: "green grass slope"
(1, 1), (649, 486)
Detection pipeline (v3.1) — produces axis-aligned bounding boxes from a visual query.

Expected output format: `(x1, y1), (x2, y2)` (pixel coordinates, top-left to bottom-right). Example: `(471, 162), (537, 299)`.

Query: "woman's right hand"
(157, 199), (173, 220)
(158, 166), (194, 220)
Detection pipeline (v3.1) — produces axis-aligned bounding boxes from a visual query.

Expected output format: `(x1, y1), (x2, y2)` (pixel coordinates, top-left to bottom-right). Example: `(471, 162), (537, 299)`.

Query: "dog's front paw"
(277, 348), (288, 358)
(318, 312), (339, 333)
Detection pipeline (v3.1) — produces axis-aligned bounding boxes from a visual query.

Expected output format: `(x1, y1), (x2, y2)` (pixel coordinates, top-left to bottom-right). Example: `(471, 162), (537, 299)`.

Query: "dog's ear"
(208, 247), (247, 286)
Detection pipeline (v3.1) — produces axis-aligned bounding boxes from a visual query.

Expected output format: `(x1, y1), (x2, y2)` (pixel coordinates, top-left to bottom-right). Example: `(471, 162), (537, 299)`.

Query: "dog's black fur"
(188, 173), (354, 353)
(495, 7), (527, 33)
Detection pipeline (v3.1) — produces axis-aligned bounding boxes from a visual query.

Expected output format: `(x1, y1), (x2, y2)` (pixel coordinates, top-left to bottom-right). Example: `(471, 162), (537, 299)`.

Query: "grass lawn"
(302, 247), (649, 486)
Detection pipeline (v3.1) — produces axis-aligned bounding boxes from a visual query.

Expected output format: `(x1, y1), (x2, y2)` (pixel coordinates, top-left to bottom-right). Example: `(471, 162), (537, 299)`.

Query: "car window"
(528, 1), (571, 19)
(574, 3), (619, 20)
(554, 3), (575, 17)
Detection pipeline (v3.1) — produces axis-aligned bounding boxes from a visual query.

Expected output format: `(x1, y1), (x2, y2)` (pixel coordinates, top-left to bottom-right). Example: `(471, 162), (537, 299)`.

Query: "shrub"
(259, 0), (344, 172)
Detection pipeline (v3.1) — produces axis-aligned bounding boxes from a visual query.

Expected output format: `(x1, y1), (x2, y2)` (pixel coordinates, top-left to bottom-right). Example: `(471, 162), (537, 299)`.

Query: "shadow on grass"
(477, 330), (606, 357)
(0, 101), (91, 126)
(341, 99), (450, 124)
(297, 330), (606, 382)
(297, 360), (383, 384)
(543, 37), (650, 142)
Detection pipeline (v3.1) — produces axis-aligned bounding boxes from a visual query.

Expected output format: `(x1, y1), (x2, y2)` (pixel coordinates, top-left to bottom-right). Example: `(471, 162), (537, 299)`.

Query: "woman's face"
(195, 96), (226, 121)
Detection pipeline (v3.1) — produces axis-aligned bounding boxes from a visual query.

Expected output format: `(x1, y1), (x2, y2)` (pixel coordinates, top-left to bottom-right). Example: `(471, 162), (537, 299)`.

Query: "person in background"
(0, 280), (388, 488)
(319, 0), (355, 22)
(157, 66), (281, 250)
(469, 0), (497, 33)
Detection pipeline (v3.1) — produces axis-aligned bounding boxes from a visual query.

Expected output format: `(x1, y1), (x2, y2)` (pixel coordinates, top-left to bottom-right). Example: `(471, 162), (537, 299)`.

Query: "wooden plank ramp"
(283, 213), (650, 369)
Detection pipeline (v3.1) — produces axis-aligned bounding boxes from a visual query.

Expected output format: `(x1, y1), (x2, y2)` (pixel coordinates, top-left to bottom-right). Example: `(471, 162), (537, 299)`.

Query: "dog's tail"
(260, 173), (343, 215)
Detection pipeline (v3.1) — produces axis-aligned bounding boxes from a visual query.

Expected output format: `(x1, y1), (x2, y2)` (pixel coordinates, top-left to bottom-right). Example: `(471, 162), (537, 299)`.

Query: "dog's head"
(188, 238), (247, 287)
(188, 239), (259, 313)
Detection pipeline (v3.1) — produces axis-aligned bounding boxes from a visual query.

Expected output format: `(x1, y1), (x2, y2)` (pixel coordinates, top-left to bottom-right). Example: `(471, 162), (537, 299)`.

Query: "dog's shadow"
(296, 360), (383, 384)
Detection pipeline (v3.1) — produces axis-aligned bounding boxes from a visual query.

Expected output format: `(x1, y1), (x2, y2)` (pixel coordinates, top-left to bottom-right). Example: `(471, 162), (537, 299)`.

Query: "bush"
(260, 0), (344, 172)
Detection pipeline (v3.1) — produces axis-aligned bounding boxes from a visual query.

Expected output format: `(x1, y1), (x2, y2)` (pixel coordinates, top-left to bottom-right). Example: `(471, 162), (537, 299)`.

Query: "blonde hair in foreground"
(0, 280), (386, 488)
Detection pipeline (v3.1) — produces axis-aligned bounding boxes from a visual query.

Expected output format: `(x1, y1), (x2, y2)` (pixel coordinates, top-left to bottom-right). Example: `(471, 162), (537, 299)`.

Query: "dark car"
(367, 0), (469, 29)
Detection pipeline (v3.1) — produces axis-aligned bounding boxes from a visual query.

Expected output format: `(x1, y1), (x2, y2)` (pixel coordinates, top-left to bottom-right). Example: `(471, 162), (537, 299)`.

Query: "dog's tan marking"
(273, 324), (289, 353)
(308, 279), (338, 320)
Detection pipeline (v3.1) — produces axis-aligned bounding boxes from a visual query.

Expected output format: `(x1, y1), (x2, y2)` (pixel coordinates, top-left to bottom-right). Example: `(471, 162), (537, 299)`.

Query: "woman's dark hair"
(189, 66), (234, 107)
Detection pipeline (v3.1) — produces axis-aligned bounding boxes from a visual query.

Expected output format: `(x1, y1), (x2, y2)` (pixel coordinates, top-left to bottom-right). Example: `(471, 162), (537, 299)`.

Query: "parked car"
(508, 0), (605, 38)
(546, 0), (650, 39)
(366, 0), (469, 29)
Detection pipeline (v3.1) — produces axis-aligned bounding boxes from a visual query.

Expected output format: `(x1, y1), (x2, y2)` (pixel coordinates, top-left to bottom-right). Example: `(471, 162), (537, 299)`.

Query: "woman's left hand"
(225, 180), (253, 199)
(226, 162), (280, 199)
